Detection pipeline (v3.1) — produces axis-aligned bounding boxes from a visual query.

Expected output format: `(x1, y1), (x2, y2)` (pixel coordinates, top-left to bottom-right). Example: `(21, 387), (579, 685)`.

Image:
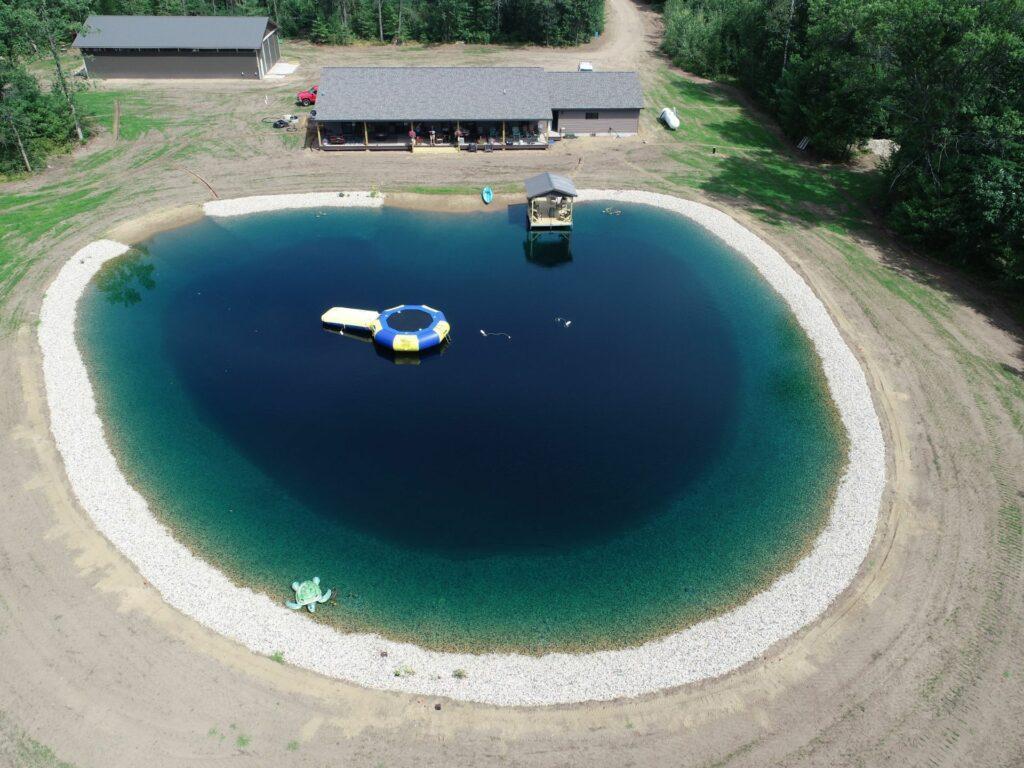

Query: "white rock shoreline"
(38, 190), (885, 706)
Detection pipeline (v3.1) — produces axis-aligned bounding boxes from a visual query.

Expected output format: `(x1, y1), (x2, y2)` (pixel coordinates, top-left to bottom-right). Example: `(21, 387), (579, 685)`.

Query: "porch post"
(501, 121), (506, 148)
(316, 121), (321, 148)
(363, 121), (369, 149)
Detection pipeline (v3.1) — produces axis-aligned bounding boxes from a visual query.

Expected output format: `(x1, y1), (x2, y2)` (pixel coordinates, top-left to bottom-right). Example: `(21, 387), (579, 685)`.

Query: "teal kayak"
(481, 186), (494, 204)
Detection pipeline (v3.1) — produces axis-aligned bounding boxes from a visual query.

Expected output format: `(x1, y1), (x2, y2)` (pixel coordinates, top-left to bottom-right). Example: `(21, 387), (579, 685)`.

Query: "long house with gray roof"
(310, 67), (643, 151)
(73, 15), (280, 80)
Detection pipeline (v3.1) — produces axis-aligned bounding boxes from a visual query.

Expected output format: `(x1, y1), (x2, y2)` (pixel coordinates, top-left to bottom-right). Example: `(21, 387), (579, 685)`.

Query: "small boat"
(659, 107), (680, 131)
(481, 186), (494, 204)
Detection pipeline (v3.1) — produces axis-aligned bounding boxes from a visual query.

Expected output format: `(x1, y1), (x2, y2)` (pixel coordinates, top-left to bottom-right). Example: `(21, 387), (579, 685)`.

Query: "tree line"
(89, 0), (604, 46)
(661, 0), (1023, 289)
(1, 0), (89, 175)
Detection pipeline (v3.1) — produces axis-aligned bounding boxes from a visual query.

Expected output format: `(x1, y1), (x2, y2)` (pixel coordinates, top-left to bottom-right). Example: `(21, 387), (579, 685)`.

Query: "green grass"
(286, 740), (300, 751)
(76, 91), (170, 141)
(269, 650), (285, 663)
(235, 733), (251, 749)
(401, 183), (518, 196)
(275, 130), (303, 150)
(402, 185), (481, 196)
(0, 185), (116, 324)
(646, 71), (879, 230)
(0, 712), (77, 768)
(821, 229), (954, 322)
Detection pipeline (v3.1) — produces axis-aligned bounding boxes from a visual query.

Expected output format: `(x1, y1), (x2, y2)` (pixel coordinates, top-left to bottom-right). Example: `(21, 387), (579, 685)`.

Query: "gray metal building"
(311, 67), (643, 150)
(73, 16), (280, 80)
(545, 71), (645, 136)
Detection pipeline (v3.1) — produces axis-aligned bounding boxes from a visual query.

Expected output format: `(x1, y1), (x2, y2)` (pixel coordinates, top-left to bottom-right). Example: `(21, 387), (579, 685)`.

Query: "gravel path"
(37, 190), (884, 706)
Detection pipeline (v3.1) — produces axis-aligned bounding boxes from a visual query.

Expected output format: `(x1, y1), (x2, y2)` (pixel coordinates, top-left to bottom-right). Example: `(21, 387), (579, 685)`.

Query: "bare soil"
(1, 0), (1023, 765)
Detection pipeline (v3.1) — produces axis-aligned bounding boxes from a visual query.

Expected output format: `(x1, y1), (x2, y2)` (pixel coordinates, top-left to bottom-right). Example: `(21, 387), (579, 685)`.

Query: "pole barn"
(74, 16), (280, 80)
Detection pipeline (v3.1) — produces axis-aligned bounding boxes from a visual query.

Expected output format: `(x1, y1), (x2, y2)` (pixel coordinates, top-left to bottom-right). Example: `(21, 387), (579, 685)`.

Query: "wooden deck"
(529, 216), (573, 229)
(413, 145), (459, 154)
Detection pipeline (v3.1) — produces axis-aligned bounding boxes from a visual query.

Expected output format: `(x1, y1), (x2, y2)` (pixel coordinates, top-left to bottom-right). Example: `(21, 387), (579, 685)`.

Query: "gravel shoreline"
(38, 190), (885, 706)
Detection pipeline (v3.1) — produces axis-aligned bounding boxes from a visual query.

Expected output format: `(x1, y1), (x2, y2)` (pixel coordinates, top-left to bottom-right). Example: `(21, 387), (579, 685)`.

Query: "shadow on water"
(523, 234), (573, 268)
(320, 325), (451, 365)
(506, 203), (528, 227)
(372, 338), (450, 366)
(95, 248), (156, 307)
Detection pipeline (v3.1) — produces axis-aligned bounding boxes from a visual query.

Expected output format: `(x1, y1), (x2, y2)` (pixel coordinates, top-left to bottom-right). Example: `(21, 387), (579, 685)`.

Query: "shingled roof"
(73, 15), (272, 51)
(524, 172), (578, 199)
(545, 71), (644, 110)
(314, 67), (553, 122)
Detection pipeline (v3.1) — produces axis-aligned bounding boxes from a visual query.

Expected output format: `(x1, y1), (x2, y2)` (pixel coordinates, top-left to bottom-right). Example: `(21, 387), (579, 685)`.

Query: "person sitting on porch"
(408, 127), (416, 145)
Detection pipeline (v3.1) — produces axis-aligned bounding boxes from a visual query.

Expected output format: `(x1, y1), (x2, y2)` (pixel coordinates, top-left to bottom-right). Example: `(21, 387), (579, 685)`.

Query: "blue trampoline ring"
(371, 305), (450, 353)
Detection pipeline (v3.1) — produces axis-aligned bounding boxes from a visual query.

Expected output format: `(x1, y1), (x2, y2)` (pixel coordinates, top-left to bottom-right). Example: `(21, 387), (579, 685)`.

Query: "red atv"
(296, 85), (318, 106)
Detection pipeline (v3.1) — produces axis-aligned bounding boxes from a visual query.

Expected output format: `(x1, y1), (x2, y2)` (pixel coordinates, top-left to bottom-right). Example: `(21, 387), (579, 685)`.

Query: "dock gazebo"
(525, 173), (577, 230)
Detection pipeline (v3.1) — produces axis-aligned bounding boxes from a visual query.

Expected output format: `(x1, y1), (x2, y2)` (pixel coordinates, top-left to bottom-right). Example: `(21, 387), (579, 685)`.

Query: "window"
(585, 112), (599, 120)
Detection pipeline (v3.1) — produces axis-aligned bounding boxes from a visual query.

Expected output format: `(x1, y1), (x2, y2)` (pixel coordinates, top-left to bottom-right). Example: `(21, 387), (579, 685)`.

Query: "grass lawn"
(75, 90), (171, 141)
(645, 70), (883, 230)
(0, 185), (115, 328)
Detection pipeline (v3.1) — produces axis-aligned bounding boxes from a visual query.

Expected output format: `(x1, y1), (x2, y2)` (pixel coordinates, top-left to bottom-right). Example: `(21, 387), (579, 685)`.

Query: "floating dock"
(320, 307), (380, 331)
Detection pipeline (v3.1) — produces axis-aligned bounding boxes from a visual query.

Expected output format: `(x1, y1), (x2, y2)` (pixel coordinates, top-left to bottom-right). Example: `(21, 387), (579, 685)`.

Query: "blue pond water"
(80, 201), (845, 652)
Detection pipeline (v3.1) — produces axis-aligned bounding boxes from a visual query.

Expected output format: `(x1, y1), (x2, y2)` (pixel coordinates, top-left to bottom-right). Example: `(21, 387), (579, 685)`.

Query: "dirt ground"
(2, 0), (1024, 765)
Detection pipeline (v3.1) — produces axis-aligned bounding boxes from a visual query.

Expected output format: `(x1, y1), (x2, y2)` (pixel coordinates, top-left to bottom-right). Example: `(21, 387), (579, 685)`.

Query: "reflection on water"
(372, 339), (450, 365)
(524, 233), (573, 267)
(320, 323), (450, 365)
(96, 250), (156, 307)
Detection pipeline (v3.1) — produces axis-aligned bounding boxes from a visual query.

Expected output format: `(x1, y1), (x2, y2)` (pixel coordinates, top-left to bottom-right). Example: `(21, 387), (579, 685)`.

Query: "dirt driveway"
(1, 0), (1023, 765)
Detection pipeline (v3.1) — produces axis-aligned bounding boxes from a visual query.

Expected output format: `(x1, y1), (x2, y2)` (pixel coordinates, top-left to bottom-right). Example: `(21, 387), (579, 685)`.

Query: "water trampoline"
(372, 305), (450, 352)
(321, 303), (451, 353)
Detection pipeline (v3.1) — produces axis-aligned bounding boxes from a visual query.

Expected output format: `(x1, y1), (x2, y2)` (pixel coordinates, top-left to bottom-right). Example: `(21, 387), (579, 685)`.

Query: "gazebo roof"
(524, 172), (578, 199)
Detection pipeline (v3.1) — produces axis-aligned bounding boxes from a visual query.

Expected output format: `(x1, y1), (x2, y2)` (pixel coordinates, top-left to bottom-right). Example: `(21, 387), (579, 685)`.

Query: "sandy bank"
(106, 204), (204, 245)
(386, 191), (517, 213)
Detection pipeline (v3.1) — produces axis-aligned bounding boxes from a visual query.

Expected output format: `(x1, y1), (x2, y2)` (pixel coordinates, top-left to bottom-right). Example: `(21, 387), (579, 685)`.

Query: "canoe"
(481, 186), (494, 204)
(659, 107), (680, 131)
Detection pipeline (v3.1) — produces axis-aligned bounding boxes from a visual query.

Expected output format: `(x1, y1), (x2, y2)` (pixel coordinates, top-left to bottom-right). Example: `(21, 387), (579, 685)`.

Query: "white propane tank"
(659, 107), (680, 130)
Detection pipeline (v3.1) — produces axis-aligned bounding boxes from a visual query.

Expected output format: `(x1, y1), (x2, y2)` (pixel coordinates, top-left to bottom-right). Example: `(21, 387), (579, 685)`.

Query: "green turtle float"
(286, 577), (332, 613)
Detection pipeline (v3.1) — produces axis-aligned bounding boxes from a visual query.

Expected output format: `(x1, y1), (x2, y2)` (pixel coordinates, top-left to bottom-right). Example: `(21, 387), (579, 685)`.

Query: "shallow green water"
(80, 202), (845, 652)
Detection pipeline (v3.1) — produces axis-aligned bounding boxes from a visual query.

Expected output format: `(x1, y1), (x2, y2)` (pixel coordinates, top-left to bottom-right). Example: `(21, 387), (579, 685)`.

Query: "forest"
(89, 0), (604, 46)
(661, 0), (1023, 288)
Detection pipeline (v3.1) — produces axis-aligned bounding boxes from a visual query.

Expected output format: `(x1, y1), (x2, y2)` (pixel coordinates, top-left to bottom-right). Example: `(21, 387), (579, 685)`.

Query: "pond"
(79, 201), (845, 653)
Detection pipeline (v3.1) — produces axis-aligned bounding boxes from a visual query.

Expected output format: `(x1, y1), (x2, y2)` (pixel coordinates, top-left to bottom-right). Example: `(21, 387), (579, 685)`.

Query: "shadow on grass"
(651, 72), (881, 232)
(651, 69), (1024, 353)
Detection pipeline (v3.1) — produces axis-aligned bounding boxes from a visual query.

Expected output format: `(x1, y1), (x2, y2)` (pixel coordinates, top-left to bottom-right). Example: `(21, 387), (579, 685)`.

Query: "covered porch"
(315, 119), (549, 151)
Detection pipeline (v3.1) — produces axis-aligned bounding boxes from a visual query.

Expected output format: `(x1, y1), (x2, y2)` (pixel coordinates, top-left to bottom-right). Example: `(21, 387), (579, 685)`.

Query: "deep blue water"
(80, 202), (844, 652)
